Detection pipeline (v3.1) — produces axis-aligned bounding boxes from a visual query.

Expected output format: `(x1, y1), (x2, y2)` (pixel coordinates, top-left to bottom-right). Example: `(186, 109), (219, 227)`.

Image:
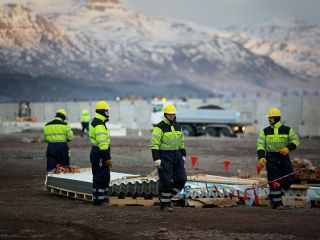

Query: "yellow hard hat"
(267, 107), (281, 118)
(163, 104), (177, 114)
(96, 101), (109, 110)
(56, 109), (67, 118)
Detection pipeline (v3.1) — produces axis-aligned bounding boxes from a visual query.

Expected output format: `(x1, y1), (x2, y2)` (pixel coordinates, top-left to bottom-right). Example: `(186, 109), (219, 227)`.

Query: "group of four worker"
(43, 101), (299, 211)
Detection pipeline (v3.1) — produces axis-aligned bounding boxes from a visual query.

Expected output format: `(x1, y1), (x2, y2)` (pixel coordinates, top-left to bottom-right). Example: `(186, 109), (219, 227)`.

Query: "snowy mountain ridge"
(0, 1), (319, 100)
(223, 18), (320, 80)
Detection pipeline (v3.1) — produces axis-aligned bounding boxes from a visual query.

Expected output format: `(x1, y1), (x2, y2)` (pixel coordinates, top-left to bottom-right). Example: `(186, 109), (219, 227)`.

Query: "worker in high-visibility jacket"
(89, 101), (112, 206)
(257, 107), (300, 210)
(80, 109), (90, 137)
(150, 103), (187, 212)
(43, 109), (74, 171)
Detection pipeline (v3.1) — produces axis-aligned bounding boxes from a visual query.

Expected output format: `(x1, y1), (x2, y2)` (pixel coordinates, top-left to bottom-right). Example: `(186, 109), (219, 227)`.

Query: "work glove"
(106, 159), (112, 168)
(154, 159), (161, 169)
(279, 147), (289, 156)
(182, 156), (186, 162)
(258, 158), (267, 168)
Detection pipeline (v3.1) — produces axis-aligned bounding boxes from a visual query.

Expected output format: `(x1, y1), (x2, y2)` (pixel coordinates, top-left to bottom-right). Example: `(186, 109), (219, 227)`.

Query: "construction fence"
(0, 96), (319, 137)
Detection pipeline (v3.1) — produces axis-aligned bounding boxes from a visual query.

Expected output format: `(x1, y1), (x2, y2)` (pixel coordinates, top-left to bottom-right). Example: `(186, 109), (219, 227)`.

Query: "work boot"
(275, 205), (284, 210)
(93, 198), (109, 206)
(93, 201), (111, 207)
(168, 202), (174, 212)
(93, 202), (104, 206)
(160, 203), (173, 212)
(268, 197), (274, 209)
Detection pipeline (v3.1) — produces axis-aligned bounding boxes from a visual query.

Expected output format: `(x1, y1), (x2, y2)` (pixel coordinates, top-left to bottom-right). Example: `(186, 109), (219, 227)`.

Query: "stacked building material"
(45, 168), (320, 208)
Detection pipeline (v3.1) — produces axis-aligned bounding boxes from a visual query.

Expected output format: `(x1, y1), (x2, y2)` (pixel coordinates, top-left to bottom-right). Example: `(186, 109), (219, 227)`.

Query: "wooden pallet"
(186, 197), (237, 208)
(45, 184), (239, 208)
(109, 197), (158, 206)
(283, 196), (308, 208)
(45, 185), (92, 202)
(45, 185), (159, 206)
(311, 199), (320, 208)
(258, 196), (309, 208)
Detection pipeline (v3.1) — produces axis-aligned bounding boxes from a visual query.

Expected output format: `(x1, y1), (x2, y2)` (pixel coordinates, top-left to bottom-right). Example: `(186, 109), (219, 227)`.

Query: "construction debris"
(187, 198), (237, 208)
(52, 165), (80, 174)
(292, 158), (320, 183)
(45, 168), (320, 208)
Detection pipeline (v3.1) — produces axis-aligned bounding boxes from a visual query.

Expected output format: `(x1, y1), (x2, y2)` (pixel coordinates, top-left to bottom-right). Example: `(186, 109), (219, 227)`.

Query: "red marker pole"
(256, 164), (262, 175)
(191, 155), (198, 168)
(223, 160), (231, 171)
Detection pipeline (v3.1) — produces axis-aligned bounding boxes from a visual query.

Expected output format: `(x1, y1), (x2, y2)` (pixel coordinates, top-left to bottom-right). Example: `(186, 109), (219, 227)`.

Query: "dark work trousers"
(158, 150), (187, 206)
(266, 152), (294, 208)
(90, 146), (110, 206)
(46, 142), (70, 171)
(81, 122), (89, 137)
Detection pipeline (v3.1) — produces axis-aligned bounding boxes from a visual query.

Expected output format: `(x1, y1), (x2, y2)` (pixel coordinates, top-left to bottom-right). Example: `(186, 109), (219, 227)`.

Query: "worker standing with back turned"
(150, 103), (187, 212)
(89, 101), (112, 206)
(43, 109), (74, 171)
(80, 109), (90, 137)
(257, 107), (300, 210)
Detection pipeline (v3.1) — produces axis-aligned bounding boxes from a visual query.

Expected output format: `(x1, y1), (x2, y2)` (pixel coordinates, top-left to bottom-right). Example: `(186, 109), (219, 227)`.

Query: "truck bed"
(177, 109), (242, 124)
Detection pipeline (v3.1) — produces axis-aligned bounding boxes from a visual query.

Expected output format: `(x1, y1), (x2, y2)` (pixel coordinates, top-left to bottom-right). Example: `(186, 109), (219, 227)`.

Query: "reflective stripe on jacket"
(257, 121), (300, 158)
(81, 113), (91, 123)
(89, 113), (110, 151)
(43, 117), (74, 143)
(150, 117), (186, 160)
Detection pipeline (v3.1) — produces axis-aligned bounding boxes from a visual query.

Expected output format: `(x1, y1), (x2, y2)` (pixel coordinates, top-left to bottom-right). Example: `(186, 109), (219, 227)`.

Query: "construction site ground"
(1, 130), (320, 240)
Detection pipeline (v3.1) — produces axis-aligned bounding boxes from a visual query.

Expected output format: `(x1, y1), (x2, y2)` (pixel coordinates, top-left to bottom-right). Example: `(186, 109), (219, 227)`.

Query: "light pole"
(115, 96), (121, 123)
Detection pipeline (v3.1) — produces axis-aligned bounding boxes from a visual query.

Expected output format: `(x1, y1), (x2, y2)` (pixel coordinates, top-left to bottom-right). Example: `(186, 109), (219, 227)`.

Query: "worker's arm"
(66, 123), (74, 142)
(42, 127), (47, 142)
(256, 130), (266, 159)
(286, 128), (300, 151)
(178, 126), (186, 158)
(280, 128), (300, 155)
(95, 125), (111, 160)
(150, 127), (162, 161)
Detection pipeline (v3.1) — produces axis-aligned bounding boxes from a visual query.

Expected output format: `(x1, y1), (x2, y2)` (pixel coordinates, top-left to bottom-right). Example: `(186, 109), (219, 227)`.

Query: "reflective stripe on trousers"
(266, 152), (293, 208)
(92, 188), (109, 203)
(90, 146), (110, 205)
(158, 150), (187, 206)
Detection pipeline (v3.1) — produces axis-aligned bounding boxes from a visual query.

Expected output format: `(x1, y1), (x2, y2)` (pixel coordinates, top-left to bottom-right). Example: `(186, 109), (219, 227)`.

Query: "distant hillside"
(0, 73), (214, 101)
(223, 18), (320, 82)
(0, 1), (319, 101)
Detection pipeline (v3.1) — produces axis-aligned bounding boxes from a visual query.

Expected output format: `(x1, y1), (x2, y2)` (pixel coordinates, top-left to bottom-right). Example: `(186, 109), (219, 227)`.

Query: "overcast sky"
(120, 0), (320, 28)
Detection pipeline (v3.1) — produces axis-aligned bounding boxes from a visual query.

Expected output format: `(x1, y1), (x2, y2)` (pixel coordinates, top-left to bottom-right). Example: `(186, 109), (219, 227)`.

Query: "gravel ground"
(0, 131), (320, 240)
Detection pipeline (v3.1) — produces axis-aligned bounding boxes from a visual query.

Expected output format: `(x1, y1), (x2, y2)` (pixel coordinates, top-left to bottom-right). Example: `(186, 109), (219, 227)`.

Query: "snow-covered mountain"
(0, 0), (318, 100)
(0, 4), (93, 80)
(223, 18), (320, 81)
(0, 0), (87, 18)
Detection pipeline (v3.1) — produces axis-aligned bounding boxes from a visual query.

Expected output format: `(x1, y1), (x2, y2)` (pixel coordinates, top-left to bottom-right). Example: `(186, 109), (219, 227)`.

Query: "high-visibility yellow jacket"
(257, 121), (300, 159)
(43, 117), (74, 143)
(81, 111), (90, 123)
(150, 117), (186, 160)
(89, 113), (111, 160)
